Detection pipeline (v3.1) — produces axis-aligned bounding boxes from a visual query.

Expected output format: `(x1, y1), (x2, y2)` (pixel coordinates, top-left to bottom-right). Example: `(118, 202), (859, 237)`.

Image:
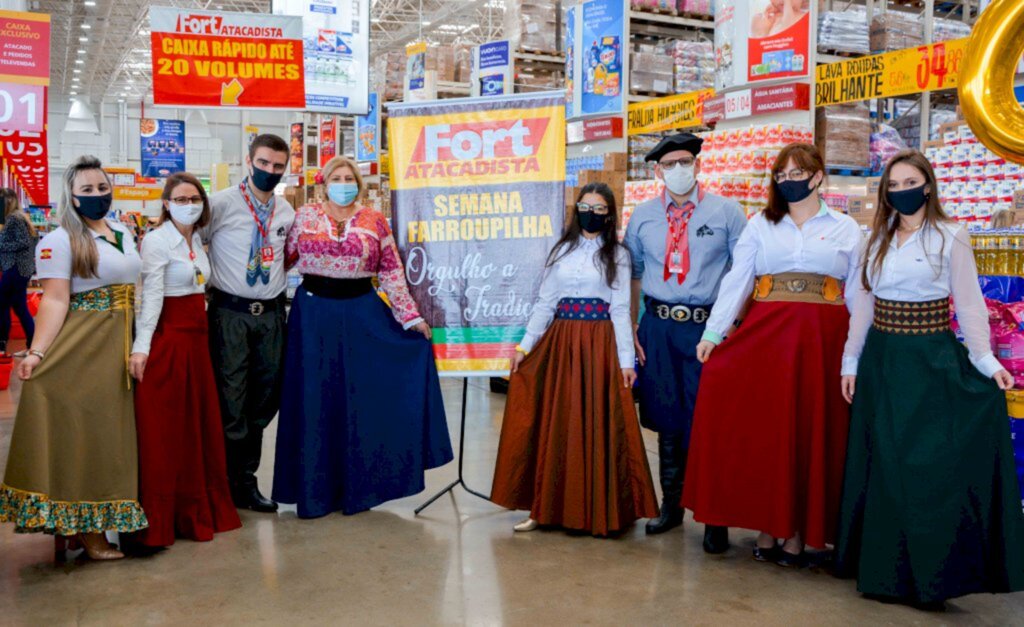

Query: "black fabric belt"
(301, 275), (374, 300)
(645, 297), (711, 324)
(209, 288), (285, 317)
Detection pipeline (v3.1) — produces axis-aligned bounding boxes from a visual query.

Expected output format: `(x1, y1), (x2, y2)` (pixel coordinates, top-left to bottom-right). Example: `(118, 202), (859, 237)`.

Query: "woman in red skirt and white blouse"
(128, 172), (241, 548)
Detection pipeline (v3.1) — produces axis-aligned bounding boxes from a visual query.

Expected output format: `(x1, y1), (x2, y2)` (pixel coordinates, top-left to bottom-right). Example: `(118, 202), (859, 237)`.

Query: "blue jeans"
(0, 269), (34, 348)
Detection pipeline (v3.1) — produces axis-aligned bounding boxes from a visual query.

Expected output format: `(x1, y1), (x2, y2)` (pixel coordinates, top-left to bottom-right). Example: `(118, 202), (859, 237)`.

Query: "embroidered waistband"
(873, 297), (951, 335)
(753, 273), (844, 305)
(555, 298), (611, 321)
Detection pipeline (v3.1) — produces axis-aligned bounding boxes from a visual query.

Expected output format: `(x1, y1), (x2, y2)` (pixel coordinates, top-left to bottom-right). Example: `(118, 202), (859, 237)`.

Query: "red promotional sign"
(0, 10), (50, 86)
(747, 10), (810, 83)
(702, 82), (809, 124)
(149, 7), (304, 109)
(0, 86), (48, 205)
(566, 116), (624, 144)
(319, 116), (336, 167)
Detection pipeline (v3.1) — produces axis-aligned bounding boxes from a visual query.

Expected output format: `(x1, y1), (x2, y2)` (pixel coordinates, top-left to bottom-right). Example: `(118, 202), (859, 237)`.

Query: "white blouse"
(520, 237), (635, 368)
(35, 220), (141, 293)
(703, 202), (863, 343)
(842, 221), (1003, 378)
(133, 221), (211, 355)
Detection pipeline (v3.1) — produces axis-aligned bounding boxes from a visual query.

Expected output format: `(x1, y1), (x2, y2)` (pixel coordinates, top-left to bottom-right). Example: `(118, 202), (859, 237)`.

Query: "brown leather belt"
(873, 297), (951, 335)
(753, 272), (845, 305)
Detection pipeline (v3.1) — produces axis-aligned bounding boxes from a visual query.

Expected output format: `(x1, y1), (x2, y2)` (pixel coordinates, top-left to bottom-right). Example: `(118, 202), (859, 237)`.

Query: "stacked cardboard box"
(372, 51), (405, 102)
(668, 40), (714, 94)
(506, 1), (561, 55)
(630, 48), (675, 95)
(869, 12), (922, 53)
(815, 103), (871, 170)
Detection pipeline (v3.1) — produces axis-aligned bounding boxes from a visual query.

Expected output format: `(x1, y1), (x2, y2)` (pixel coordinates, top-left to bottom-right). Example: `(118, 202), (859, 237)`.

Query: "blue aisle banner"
(140, 118), (185, 178)
(565, 5), (577, 118)
(355, 92), (379, 162)
(580, 0), (625, 117)
(473, 40), (512, 97)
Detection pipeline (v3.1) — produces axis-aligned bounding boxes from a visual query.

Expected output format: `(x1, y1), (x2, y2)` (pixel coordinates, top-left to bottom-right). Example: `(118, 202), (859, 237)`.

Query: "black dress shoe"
(645, 507), (684, 535)
(752, 545), (781, 562)
(702, 525), (730, 554)
(775, 550), (806, 568)
(233, 486), (279, 513)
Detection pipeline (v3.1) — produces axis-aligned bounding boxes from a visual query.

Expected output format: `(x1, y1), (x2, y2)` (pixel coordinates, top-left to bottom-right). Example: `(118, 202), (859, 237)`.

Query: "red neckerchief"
(663, 186), (706, 284)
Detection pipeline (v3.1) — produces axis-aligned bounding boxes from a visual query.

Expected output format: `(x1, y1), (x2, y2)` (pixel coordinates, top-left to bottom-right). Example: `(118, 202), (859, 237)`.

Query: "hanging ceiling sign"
(0, 89), (48, 206)
(149, 7), (305, 109)
(0, 9), (50, 86)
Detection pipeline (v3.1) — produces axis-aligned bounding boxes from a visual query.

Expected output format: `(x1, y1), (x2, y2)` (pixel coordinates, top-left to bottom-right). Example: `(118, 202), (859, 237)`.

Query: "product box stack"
(926, 121), (1024, 224)
(668, 40), (715, 94)
(891, 107), (957, 149)
(698, 124), (814, 216)
(628, 135), (663, 181)
(631, 44), (675, 95)
(869, 12), (922, 53)
(564, 153), (629, 228)
(429, 45), (458, 82)
(815, 102), (872, 171)
(372, 51), (405, 102)
(506, 1), (561, 55)
(818, 7), (869, 55)
(454, 45), (473, 83)
(630, 0), (712, 16)
(933, 16), (972, 43)
(630, 0), (676, 13)
(677, 0), (712, 17)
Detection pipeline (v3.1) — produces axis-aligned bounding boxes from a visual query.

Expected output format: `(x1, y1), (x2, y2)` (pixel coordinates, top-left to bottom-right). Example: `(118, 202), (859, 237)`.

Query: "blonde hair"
(320, 156), (365, 204)
(1, 188), (36, 237)
(59, 155), (111, 278)
(991, 209), (1014, 229)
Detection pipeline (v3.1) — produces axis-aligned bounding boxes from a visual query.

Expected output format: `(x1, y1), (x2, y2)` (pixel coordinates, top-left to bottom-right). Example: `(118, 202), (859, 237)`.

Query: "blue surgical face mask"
(327, 182), (359, 207)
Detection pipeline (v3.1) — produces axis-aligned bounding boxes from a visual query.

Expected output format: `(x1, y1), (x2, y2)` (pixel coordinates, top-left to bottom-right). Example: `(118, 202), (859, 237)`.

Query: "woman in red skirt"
(682, 144), (861, 565)
(490, 183), (659, 536)
(128, 172), (241, 548)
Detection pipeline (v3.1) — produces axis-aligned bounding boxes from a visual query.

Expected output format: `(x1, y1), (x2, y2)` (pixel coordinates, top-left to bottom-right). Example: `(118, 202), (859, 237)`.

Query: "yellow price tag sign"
(627, 89), (714, 136)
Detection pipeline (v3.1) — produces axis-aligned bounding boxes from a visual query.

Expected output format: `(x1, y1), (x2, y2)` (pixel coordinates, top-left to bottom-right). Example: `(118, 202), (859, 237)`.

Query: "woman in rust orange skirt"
(490, 182), (658, 536)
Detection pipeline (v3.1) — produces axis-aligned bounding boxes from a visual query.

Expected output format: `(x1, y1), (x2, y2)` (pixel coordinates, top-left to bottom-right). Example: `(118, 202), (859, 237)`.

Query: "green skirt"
(835, 327), (1024, 603)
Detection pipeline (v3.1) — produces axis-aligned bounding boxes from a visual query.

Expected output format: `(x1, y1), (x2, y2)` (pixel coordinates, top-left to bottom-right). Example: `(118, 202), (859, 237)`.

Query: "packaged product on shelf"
(630, 48), (674, 94)
(677, 0), (712, 17)
(372, 50), (405, 102)
(506, 1), (561, 55)
(928, 125), (1024, 224)
(870, 124), (908, 175)
(667, 40), (715, 94)
(818, 7), (869, 55)
(630, 0), (676, 12)
(454, 46), (473, 83)
(869, 12), (922, 53)
(933, 16), (972, 43)
(815, 103), (871, 170)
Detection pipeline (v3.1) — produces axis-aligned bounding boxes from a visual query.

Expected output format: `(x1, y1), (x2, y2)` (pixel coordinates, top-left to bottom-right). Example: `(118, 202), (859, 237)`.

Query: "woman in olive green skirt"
(837, 151), (1024, 607)
(0, 156), (146, 560)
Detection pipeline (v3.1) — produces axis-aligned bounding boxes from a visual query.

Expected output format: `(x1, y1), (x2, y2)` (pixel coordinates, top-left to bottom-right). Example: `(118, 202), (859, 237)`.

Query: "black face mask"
(776, 178), (817, 204)
(73, 193), (113, 220)
(887, 185), (928, 216)
(578, 211), (608, 234)
(250, 165), (284, 192)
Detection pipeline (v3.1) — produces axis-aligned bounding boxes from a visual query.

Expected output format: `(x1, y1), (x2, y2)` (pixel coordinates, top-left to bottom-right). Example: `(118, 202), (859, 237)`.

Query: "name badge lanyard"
(666, 207), (694, 275)
(240, 182), (276, 270)
(188, 248), (206, 286)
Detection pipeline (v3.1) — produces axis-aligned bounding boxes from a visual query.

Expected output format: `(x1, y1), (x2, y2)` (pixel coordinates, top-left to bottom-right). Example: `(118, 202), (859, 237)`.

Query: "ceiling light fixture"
(75, 59), (84, 64)
(81, 24), (91, 30)
(70, 91), (78, 96)
(84, 1), (97, 6)
(77, 49), (86, 54)
(73, 69), (81, 74)
(79, 36), (88, 42)
(422, 20), (431, 26)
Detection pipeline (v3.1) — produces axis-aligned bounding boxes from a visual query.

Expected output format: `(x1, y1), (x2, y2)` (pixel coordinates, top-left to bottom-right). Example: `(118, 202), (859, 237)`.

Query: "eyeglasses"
(576, 202), (609, 215)
(659, 157), (695, 170)
(773, 168), (811, 183)
(170, 196), (203, 204)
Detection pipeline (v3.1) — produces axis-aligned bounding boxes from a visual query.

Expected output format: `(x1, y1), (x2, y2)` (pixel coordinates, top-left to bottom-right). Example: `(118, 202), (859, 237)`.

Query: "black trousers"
(208, 297), (287, 489)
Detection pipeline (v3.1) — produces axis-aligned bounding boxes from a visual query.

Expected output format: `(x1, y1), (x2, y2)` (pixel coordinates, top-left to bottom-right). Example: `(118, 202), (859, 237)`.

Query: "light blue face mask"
(327, 182), (358, 207)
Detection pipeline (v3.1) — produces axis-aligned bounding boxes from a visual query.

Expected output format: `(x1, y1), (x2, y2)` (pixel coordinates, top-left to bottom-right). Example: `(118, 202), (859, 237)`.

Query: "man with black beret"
(623, 132), (747, 552)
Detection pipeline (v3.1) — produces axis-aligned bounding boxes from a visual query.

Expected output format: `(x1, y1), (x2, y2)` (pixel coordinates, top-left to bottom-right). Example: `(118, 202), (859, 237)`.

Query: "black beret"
(644, 133), (704, 162)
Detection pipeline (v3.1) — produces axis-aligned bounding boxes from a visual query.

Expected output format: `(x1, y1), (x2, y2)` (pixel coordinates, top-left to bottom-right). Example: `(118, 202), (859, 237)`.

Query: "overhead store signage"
(471, 40), (512, 98)
(272, 0), (370, 115)
(355, 92), (379, 162)
(702, 82), (809, 123)
(0, 10), (50, 86)
(149, 7), (305, 109)
(108, 167), (162, 201)
(815, 38), (968, 107)
(140, 118), (186, 178)
(0, 82), (43, 133)
(627, 89), (714, 136)
(567, 116), (623, 144)
(405, 41), (429, 102)
(0, 92), (48, 206)
(387, 93), (566, 375)
(714, 0), (811, 91)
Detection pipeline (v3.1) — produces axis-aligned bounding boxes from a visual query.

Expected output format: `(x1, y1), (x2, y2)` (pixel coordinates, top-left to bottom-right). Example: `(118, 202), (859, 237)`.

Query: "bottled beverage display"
(970, 228), (1024, 276)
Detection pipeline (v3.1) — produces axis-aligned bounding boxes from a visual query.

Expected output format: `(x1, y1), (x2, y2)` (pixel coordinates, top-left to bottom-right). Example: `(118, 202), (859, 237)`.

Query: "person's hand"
(413, 321), (432, 340)
(622, 367), (637, 388)
(129, 352), (148, 382)
(994, 369), (1014, 391)
(511, 351), (526, 373)
(633, 326), (646, 367)
(841, 375), (857, 404)
(696, 340), (716, 364)
(17, 354), (41, 381)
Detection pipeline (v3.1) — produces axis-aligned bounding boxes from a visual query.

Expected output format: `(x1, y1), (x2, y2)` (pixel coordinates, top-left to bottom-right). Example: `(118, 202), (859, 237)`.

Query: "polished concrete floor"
(2, 376), (1024, 626)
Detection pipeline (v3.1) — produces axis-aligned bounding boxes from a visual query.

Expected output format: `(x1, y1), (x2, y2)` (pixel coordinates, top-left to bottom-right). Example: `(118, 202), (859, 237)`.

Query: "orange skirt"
(490, 318), (659, 536)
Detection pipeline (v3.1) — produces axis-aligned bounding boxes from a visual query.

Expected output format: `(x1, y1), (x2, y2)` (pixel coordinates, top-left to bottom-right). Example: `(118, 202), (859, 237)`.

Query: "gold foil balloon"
(958, 0), (1024, 165)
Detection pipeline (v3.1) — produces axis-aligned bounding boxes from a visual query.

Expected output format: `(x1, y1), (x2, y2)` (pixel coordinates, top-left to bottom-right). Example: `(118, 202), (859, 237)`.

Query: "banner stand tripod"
(415, 377), (492, 515)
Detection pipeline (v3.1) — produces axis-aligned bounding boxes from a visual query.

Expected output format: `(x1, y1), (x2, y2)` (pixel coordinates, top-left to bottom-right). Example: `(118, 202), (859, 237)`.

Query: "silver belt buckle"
(249, 301), (265, 316)
(670, 305), (691, 322)
(693, 307), (708, 324)
(656, 304), (671, 320)
(787, 279), (808, 293)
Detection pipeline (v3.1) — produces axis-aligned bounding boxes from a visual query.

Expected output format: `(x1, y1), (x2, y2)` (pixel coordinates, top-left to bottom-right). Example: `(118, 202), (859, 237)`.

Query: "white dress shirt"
(133, 221), (211, 355)
(842, 221), (1002, 378)
(520, 237), (635, 368)
(203, 184), (295, 300)
(703, 201), (863, 343)
(35, 220), (141, 293)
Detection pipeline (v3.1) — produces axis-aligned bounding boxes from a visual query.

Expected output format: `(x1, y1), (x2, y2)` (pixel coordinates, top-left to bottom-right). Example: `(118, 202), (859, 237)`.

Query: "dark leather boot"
(703, 525), (730, 554)
(646, 433), (686, 535)
(232, 484), (278, 513)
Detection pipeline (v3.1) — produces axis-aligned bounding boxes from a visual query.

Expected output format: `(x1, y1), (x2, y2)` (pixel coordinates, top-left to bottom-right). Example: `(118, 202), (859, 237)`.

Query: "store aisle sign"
(714, 0), (811, 91)
(702, 82), (809, 123)
(0, 116), (48, 205)
(140, 118), (186, 178)
(355, 92), (379, 162)
(108, 168), (163, 202)
(815, 38), (968, 107)
(149, 7), (305, 109)
(0, 10), (50, 86)
(0, 82), (43, 133)
(388, 93), (566, 375)
(272, 0), (370, 115)
(567, 116), (623, 144)
(627, 89), (714, 136)
(471, 40), (512, 98)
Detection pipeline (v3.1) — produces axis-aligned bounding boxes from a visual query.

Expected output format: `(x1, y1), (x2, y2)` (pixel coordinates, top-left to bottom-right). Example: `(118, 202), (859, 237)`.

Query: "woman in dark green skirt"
(836, 150), (1024, 608)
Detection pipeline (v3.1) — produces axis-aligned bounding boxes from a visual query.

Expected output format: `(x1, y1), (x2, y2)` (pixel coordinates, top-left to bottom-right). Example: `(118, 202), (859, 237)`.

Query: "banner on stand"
(579, 0), (625, 116)
(815, 38), (968, 107)
(714, 0), (811, 91)
(355, 92), (379, 162)
(405, 41), (428, 100)
(149, 7), (305, 109)
(564, 5), (577, 118)
(0, 86), (48, 206)
(289, 122), (304, 174)
(0, 10), (50, 86)
(387, 93), (566, 375)
(140, 118), (186, 178)
(471, 40), (512, 98)
(272, 0), (370, 115)
(627, 89), (715, 135)
(319, 115), (336, 167)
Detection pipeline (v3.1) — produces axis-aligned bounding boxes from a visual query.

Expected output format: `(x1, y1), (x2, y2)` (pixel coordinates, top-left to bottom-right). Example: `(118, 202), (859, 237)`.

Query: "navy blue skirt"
(272, 285), (453, 518)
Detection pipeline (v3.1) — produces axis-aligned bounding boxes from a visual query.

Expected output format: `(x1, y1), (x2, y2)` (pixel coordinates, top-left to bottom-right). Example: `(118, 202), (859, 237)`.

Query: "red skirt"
(681, 300), (849, 548)
(134, 294), (241, 547)
(490, 318), (659, 536)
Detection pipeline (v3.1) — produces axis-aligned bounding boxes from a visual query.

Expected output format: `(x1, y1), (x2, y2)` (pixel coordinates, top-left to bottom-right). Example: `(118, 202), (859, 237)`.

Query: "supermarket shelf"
(628, 94), (658, 103)
(817, 52), (864, 64)
(512, 52), (565, 66)
(628, 10), (714, 32)
(826, 166), (873, 177)
(437, 81), (471, 96)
